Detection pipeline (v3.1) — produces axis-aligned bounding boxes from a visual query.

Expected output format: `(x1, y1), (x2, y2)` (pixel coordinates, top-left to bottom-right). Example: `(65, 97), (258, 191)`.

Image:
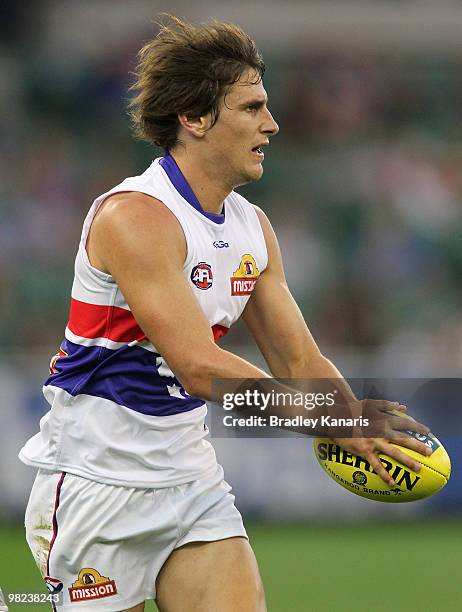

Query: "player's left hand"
(332, 401), (432, 487)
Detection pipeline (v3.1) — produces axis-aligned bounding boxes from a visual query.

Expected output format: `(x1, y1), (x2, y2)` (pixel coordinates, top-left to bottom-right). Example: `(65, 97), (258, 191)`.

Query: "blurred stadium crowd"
(2, 4), (462, 379)
(1, 2), (461, 519)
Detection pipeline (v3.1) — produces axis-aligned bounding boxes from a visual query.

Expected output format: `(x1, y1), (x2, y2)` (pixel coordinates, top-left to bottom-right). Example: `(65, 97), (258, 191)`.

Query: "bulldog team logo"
(191, 262), (213, 290)
(68, 568), (117, 602)
(231, 254), (260, 296)
(44, 576), (64, 594)
(49, 346), (68, 375)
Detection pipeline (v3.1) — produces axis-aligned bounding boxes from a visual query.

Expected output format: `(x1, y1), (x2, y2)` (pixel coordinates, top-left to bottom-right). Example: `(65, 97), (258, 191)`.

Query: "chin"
(232, 164), (264, 188)
(245, 164), (264, 183)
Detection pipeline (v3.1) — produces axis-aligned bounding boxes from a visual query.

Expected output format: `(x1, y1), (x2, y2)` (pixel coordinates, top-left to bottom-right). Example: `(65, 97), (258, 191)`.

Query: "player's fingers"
(365, 400), (406, 414)
(364, 400), (393, 412)
(366, 452), (395, 486)
(390, 415), (430, 436)
(390, 432), (432, 458)
(376, 440), (422, 473)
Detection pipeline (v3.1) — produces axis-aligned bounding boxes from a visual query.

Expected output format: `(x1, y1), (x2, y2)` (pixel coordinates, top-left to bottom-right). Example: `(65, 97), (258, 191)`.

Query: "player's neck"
(169, 150), (231, 215)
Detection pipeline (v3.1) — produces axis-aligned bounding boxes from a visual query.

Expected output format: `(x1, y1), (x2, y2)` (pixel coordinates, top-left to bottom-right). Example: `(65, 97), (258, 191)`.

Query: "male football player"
(20, 16), (431, 611)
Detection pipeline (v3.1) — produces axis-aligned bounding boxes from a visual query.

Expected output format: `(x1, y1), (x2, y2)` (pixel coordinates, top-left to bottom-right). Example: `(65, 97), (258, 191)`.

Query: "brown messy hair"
(128, 15), (265, 151)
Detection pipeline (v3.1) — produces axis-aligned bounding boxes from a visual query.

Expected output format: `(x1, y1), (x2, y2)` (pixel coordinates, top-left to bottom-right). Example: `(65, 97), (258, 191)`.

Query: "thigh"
(155, 536), (266, 612)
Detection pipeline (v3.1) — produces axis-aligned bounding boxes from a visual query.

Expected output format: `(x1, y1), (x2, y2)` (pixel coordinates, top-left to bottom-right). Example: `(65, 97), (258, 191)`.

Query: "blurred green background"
(2, 2), (462, 358)
(1, 2), (462, 611)
(2, 521), (462, 611)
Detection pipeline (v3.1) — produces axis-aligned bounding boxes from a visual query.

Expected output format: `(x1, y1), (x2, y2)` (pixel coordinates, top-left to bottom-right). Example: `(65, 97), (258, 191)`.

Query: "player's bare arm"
(89, 190), (422, 480)
(88, 190), (271, 399)
(89, 191), (427, 490)
(88, 185), (268, 612)
(243, 205), (432, 485)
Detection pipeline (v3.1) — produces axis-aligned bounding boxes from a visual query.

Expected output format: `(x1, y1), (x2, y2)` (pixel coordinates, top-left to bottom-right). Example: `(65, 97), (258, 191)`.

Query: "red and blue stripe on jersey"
(44, 298), (212, 417)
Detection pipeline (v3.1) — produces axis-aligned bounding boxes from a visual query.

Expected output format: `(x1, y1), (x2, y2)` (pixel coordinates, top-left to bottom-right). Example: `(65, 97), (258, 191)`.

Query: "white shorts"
(25, 465), (247, 611)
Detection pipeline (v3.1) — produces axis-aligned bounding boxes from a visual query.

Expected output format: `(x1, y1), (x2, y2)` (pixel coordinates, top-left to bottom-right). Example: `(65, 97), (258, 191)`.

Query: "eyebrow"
(238, 97), (268, 110)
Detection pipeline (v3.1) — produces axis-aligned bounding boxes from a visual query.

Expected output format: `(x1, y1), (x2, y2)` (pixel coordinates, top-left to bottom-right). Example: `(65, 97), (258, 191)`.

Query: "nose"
(263, 108), (279, 136)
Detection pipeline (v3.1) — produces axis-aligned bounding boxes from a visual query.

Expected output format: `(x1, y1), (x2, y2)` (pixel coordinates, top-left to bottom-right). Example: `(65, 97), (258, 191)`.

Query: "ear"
(178, 113), (212, 139)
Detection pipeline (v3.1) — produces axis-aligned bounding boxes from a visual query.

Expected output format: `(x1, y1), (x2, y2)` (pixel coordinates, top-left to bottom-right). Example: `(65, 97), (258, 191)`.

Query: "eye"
(246, 104), (259, 113)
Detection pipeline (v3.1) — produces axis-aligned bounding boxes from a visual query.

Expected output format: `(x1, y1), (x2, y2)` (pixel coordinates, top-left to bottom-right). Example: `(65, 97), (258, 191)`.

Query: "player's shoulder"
(95, 158), (173, 223)
(248, 203), (274, 237)
(101, 190), (166, 214)
(90, 190), (186, 265)
(251, 203), (268, 222)
(89, 190), (186, 271)
(244, 203), (279, 261)
(96, 191), (181, 236)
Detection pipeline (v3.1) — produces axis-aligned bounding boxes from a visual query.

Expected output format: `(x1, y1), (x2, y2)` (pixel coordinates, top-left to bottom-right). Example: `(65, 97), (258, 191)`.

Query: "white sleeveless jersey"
(19, 156), (268, 487)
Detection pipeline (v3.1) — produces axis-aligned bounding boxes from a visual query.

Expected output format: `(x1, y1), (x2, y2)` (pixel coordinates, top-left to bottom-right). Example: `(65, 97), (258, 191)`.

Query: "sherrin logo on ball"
(313, 418), (451, 503)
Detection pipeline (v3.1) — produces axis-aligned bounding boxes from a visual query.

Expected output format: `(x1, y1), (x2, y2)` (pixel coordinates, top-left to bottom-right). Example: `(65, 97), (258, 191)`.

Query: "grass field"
(1, 519), (461, 611)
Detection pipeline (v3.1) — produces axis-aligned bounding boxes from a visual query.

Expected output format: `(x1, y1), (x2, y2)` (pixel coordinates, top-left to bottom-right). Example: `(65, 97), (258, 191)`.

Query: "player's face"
(205, 68), (279, 187)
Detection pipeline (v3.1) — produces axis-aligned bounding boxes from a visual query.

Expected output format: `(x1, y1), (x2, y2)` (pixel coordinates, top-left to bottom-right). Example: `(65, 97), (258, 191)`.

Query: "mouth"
(251, 143), (267, 160)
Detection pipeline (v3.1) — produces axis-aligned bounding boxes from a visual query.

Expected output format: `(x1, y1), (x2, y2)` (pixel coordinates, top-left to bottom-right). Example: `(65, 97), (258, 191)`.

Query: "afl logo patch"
(191, 262), (213, 290)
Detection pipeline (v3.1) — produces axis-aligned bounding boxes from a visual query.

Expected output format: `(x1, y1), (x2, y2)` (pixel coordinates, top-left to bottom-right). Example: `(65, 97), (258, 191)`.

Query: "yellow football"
(313, 429), (451, 503)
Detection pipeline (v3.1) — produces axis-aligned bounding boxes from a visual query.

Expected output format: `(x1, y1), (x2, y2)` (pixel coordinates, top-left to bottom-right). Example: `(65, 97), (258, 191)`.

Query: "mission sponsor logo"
(191, 262), (213, 290)
(231, 254), (260, 296)
(68, 568), (117, 603)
